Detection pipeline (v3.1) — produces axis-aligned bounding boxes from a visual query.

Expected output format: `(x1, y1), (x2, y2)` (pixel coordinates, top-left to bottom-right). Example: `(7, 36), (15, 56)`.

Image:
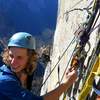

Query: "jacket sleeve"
(0, 80), (43, 100)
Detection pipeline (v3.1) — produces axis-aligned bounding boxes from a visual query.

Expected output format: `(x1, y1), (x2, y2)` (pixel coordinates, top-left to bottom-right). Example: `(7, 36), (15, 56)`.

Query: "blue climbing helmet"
(8, 32), (36, 50)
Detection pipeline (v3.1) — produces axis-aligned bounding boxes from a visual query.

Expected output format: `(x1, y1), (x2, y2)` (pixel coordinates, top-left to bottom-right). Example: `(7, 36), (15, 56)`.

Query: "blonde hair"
(2, 48), (38, 75)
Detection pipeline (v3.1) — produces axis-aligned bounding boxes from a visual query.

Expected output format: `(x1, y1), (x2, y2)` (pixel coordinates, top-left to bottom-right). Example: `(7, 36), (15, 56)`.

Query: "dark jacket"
(0, 65), (43, 100)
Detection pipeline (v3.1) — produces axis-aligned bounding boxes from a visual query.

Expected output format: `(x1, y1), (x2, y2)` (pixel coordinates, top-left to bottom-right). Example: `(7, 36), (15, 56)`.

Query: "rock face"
(41, 0), (99, 99)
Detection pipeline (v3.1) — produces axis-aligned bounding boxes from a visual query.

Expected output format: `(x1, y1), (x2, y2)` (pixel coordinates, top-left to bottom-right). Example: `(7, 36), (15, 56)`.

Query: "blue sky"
(0, 0), (58, 47)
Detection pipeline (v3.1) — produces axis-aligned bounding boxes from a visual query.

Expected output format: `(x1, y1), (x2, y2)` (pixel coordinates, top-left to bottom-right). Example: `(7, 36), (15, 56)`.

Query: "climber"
(0, 32), (77, 100)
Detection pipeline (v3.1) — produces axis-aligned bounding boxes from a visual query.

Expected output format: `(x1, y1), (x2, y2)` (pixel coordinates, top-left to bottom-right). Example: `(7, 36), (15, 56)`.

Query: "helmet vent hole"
(26, 36), (31, 40)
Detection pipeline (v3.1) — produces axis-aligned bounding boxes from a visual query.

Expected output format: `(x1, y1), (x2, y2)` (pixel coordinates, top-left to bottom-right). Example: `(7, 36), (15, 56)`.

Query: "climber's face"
(9, 47), (29, 73)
